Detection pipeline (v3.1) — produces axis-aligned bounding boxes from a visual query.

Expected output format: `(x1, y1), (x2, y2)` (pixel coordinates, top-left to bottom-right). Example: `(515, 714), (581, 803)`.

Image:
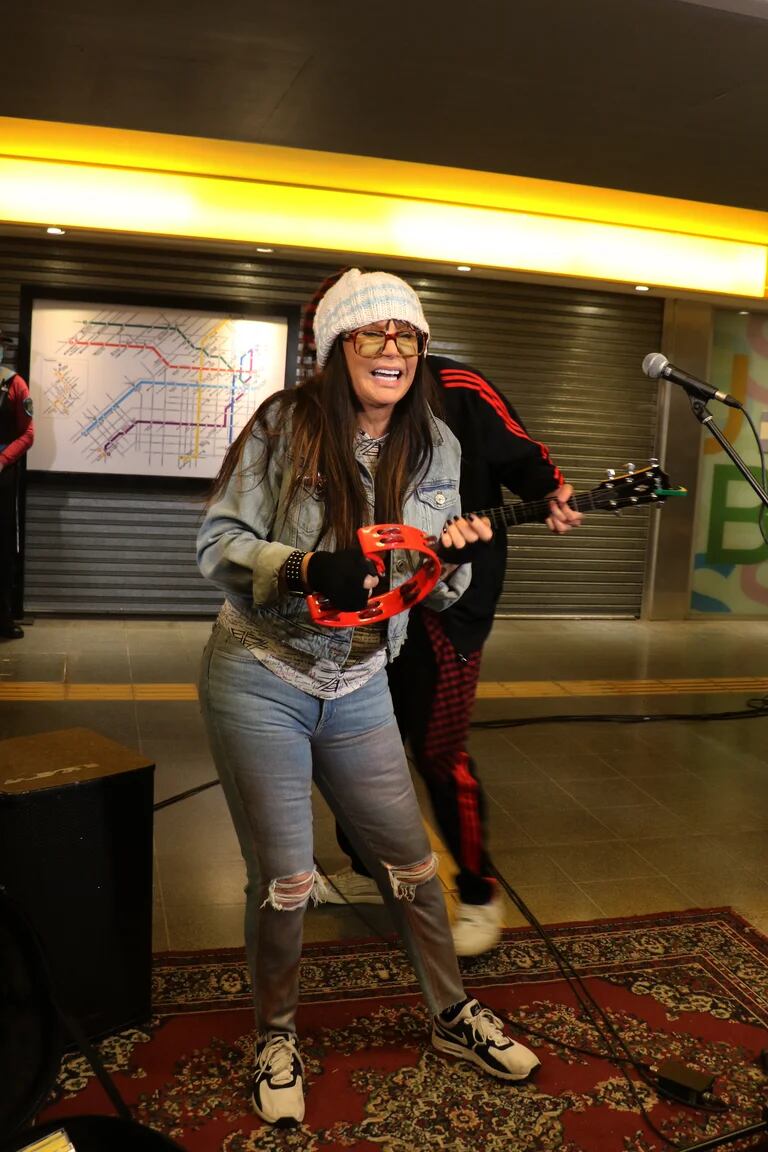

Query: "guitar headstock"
(592, 460), (684, 512)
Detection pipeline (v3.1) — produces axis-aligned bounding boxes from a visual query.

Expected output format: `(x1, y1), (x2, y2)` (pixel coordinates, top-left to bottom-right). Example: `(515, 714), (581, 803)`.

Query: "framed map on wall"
(26, 298), (292, 478)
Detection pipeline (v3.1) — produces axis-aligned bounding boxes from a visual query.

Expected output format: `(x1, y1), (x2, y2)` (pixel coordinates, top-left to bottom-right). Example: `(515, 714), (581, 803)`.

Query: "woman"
(197, 269), (540, 1128)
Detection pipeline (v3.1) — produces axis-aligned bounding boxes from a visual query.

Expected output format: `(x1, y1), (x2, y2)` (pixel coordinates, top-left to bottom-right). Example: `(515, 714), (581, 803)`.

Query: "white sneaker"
(322, 865), (384, 905)
(252, 1031), (304, 1126)
(433, 998), (540, 1081)
(451, 890), (503, 957)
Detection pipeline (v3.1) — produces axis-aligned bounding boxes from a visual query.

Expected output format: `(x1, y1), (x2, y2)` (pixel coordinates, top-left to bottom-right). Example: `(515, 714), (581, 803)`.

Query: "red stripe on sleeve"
(440, 368), (564, 485)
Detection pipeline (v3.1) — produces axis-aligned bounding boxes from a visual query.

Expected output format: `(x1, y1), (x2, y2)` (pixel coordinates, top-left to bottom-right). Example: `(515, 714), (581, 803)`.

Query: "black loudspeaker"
(0, 728), (155, 1039)
(1, 1117), (185, 1151)
(0, 884), (62, 1135)
(0, 885), (185, 1151)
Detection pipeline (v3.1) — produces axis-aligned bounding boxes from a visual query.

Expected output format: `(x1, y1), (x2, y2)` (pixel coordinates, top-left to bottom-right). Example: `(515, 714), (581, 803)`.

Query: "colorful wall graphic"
(690, 311), (768, 614)
(28, 300), (288, 478)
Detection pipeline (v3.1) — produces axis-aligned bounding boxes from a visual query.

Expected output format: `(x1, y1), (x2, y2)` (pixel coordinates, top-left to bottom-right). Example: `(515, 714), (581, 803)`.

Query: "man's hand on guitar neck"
(545, 484), (583, 534)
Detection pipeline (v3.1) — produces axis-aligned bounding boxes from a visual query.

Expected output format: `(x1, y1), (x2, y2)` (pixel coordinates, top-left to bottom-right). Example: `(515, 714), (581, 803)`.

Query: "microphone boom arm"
(687, 394), (768, 508)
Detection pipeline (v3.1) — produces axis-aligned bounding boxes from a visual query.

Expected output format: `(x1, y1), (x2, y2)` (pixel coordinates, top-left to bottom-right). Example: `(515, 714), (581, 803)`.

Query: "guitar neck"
(475, 490), (599, 530)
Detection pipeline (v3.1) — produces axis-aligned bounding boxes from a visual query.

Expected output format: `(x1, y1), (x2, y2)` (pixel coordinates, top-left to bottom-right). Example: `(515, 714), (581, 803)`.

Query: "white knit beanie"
(313, 268), (430, 368)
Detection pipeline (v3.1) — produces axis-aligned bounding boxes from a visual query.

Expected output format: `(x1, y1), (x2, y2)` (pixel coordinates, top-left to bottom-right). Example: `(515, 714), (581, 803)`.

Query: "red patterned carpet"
(36, 909), (768, 1151)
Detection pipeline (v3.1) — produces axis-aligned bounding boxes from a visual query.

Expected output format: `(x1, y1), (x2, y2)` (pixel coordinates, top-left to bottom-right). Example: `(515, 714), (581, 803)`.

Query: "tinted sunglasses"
(344, 324), (426, 358)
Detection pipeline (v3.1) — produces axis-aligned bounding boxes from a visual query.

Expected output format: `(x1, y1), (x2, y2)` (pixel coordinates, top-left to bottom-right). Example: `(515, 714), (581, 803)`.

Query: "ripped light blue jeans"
(198, 624), (465, 1033)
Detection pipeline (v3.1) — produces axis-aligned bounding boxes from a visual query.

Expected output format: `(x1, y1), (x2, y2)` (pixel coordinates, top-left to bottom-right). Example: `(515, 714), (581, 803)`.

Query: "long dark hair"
(208, 341), (441, 549)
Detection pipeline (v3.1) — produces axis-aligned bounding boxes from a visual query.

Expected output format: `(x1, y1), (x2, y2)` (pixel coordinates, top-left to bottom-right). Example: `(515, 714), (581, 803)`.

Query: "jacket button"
(435, 492), (446, 506)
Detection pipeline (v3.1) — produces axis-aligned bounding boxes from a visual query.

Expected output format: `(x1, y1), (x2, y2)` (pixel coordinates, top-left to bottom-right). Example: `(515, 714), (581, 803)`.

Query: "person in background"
(313, 273), (582, 957)
(196, 268), (542, 1129)
(0, 329), (34, 641)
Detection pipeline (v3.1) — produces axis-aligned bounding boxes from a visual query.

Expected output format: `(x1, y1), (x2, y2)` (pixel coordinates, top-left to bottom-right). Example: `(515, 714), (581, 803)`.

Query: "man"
(0, 329), (34, 640)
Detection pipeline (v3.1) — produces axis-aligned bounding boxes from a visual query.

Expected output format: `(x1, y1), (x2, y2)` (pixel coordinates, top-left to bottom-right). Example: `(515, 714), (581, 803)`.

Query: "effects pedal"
(656, 1057), (715, 1105)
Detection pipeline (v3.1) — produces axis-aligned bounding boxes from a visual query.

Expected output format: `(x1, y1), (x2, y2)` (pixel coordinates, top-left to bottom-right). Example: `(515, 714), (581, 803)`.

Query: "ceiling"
(6, 0), (768, 215)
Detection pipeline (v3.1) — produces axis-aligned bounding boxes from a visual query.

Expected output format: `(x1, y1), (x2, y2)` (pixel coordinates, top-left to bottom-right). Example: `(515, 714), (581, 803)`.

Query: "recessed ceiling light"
(46, 226), (66, 235)
(634, 285), (650, 292)
(738, 310), (750, 315)
(256, 246), (273, 254)
(456, 265), (472, 272)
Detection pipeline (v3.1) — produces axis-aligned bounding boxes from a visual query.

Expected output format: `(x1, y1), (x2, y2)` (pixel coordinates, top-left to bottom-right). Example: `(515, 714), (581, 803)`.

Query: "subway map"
(28, 300), (288, 477)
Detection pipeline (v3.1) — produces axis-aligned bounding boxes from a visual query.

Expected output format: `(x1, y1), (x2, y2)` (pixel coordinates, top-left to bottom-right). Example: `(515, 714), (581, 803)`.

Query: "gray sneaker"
(322, 865), (384, 905)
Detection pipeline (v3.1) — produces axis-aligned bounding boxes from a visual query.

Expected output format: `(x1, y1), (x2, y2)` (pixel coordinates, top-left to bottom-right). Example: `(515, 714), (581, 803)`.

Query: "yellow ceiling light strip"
(4, 117), (768, 246)
(1, 117), (767, 296)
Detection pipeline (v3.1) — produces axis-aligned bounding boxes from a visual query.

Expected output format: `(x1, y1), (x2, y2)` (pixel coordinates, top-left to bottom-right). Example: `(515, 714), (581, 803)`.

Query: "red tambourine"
(306, 523), (442, 628)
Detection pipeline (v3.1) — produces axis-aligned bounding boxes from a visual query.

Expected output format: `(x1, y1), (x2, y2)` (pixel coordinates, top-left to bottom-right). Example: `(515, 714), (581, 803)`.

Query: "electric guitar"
(307, 460), (683, 628)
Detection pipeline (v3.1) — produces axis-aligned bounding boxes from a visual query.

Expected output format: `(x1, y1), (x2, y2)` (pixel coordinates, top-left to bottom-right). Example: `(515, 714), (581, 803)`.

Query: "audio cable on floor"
(471, 695), (768, 730)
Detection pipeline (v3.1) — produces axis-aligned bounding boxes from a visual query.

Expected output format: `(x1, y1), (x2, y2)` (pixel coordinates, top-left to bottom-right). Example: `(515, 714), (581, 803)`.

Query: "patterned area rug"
(36, 909), (768, 1151)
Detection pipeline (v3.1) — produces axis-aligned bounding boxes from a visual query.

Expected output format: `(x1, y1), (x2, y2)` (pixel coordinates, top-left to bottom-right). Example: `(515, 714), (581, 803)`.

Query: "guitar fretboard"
(474, 490), (604, 531)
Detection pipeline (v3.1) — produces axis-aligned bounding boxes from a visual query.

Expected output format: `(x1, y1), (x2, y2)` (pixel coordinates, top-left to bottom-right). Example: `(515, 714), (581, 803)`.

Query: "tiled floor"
(1, 616), (767, 949)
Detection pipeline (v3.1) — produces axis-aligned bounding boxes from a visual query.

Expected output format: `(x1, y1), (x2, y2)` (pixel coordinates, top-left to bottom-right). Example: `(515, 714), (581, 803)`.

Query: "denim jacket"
(196, 406), (469, 665)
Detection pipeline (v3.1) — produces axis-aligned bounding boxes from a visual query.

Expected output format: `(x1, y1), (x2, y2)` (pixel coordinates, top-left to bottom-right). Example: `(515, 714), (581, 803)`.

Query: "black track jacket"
(428, 355), (564, 654)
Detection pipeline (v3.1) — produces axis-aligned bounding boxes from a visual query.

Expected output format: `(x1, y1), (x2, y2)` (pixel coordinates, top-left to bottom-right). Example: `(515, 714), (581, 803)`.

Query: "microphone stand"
(681, 392), (768, 1152)
(687, 393), (768, 508)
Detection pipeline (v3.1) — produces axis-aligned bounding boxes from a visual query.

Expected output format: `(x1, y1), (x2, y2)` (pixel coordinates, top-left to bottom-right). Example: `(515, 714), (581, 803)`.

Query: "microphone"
(641, 353), (740, 408)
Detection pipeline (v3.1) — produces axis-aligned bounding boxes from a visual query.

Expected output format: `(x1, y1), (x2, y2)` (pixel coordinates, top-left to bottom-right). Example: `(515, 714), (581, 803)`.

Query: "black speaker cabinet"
(1, 1117), (185, 1151)
(0, 728), (155, 1039)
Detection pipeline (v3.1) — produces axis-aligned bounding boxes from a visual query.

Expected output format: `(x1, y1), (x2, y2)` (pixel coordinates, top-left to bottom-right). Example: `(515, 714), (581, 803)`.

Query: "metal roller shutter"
(24, 476), (217, 615)
(1, 237), (662, 617)
(422, 278), (663, 616)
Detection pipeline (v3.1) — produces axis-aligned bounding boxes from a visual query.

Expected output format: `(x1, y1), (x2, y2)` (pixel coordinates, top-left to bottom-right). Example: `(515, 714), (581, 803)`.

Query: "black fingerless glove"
(306, 548), (379, 611)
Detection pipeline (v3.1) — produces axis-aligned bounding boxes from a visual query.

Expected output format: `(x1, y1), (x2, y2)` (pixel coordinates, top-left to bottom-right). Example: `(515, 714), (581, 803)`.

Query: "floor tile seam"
(526, 877), (606, 919)
(554, 774), (664, 808)
(573, 871), (695, 915)
(481, 780), (600, 826)
(585, 792), (695, 819)
(522, 825), (623, 848)
(670, 869), (768, 897)
(484, 769), (603, 809)
(493, 851), (577, 892)
(549, 844), (666, 883)
(687, 736), (768, 772)
(556, 814), (684, 843)
(152, 843), (172, 951)
(613, 775), (698, 808)
(717, 855), (768, 881)
(623, 832), (752, 877)
(540, 784), (682, 841)
(571, 875), (654, 912)
(566, 864), (667, 886)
